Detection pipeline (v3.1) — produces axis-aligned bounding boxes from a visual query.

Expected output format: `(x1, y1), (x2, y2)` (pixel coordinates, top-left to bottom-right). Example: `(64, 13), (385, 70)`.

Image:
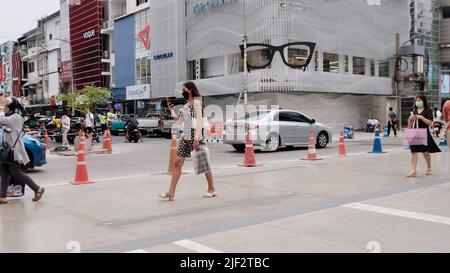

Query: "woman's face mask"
(415, 101), (424, 109)
(182, 89), (190, 99)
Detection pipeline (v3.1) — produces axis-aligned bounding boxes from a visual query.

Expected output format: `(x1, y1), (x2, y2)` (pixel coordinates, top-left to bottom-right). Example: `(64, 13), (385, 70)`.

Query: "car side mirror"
(310, 119), (316, 124)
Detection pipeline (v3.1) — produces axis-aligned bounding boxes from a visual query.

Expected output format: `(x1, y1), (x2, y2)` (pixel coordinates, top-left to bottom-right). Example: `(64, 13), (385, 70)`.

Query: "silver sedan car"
(223, 110), (332, 152)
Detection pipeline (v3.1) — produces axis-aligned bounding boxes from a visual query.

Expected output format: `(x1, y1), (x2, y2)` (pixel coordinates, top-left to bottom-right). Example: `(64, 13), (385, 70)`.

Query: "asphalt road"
(1, 132), (449, 253)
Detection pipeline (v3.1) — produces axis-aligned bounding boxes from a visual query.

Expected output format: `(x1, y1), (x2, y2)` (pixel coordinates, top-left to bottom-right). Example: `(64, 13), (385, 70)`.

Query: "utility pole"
(395, 33), (402, 129)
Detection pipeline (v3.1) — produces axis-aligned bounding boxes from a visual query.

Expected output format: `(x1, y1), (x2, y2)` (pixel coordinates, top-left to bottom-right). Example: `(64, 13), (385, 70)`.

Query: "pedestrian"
(159, 82), (217, 201)
(387, 107), (398, 137)
(100, 112), (107, 133)
(0, 97), (45, 205)
(442, 99), (450, 149)
(61, 111), (71, 148)
(84, 108), (94, 140)
(407, 95), (441, 178)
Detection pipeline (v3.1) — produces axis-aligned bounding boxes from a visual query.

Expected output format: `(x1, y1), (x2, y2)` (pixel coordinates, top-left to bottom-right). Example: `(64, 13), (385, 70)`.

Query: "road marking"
(343, 203), (450, 226)
(173, 239), (223, 253)
(125, 249), (149, 253)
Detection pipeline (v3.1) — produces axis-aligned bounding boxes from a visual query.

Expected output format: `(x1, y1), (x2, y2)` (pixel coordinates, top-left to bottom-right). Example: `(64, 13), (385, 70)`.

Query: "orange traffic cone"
(44, 129), (52, 150)
(71, 132), (94, 185)
(302, 128), (323, 161)
(102, 129), (112, 153)
(165, 135), (178, 175)
(338, 132), (347, 157)
(241, 130), (257, 167)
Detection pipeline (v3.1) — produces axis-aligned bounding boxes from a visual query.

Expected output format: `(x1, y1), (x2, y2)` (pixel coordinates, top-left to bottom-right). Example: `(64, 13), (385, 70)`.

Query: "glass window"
(443, 7), (450, 18)
(314, 51), (319, 71)
(277, 112), (292, 122)
(323, 53), (339, 73)
(289, 112), (310, 123)
(344, 55), (349, 73)
(379, 60), (389, 77)
(370, 59), (375, 76)
(136, 0), (148, 6)
(28, 62), (35, 73)
(353, 56), (365, 75)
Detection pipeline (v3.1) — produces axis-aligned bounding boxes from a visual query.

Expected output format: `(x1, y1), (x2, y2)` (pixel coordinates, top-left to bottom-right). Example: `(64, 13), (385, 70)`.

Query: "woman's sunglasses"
(239, 42), (316, 72)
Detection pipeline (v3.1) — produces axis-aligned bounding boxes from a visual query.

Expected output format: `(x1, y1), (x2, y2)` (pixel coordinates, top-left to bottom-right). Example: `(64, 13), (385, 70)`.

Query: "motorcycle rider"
(125, 114), (143, 142)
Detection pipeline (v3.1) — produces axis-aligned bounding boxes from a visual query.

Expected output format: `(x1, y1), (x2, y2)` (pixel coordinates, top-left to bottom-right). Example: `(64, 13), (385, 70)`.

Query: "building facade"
(149, 0), (411, 130)
(0, 40), (14, 97)
(69, 0), (108, 91)
(112, 0), (152, 114)
(440, 0), (450, 104)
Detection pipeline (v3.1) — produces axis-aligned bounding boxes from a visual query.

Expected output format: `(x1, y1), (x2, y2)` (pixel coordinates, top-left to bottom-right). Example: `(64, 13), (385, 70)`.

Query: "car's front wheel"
(264, 133), (280, 152)
(316, 132), (329, 149)
(232, 144), (245, 153)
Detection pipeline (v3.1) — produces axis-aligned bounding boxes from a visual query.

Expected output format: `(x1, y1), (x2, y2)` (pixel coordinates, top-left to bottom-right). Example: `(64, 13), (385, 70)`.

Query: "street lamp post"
(394, 33), (426, 129)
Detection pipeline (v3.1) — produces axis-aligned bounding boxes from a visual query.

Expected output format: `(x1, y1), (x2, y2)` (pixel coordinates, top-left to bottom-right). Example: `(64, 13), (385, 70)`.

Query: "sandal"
(426, 168), (432, 176)
(33, 187), (45, 202)
(203, 192), (218, 198)
(406, 172), (417, 178)
(159, 193), (175, 201)
(0, 199), (8, 205)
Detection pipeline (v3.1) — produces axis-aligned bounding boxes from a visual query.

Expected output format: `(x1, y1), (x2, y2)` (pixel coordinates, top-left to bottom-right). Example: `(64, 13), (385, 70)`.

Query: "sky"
(0, 0), (60, 44)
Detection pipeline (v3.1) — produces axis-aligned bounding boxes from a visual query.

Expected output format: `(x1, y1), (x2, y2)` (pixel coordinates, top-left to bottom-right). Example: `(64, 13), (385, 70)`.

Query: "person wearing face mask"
(0, 97), (45, 205)
(159, 82), (217, 201)
(407, 95), (441, 178)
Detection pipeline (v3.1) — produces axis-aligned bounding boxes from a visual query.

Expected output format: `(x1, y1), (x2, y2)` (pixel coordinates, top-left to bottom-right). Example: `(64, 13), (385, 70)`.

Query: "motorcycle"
(127, 128), (141, 143)
(433, 120), (445, 137)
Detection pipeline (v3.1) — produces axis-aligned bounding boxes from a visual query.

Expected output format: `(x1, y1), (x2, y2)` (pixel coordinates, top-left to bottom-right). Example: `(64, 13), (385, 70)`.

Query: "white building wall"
(43, 14), (61, 99)
(150, 0), (186, 97)
(182, 0), (410, 96)
(127, 0), (150, 14)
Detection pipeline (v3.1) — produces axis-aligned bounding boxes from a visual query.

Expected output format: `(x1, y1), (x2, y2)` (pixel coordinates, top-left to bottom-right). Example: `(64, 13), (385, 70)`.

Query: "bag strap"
(11, 126), (25, 150)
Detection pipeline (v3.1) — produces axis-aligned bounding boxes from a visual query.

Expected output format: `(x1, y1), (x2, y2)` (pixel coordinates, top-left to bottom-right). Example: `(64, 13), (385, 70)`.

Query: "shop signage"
(441, 74), (450, 94)
(153, 52), (174, 61)
(193, 0), (236, 15)
(126, 84), (151, 101)
(61, 61), (72, 83)
(83, 29), (96, 40)
(139, 25), (151, 50)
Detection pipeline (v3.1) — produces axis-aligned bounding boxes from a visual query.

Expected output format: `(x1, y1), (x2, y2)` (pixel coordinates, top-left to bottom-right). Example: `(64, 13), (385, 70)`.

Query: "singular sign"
(126, 84), (151, 101)
(153, 52), (174, 61)
(193, 0), (236, 14)
(83, 29), (96, 40)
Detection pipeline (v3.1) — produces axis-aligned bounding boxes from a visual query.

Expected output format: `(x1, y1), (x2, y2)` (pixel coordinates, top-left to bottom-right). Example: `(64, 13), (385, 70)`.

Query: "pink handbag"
(403, 118), (428, 146)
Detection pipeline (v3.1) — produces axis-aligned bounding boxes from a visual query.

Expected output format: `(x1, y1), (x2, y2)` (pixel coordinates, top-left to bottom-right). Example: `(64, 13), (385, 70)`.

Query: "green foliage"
(57, 85), (111, 113)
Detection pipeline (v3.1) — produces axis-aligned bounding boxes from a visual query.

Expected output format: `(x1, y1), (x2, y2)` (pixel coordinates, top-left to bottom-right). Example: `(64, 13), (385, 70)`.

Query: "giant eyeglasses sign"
(239, 42), (316, 72)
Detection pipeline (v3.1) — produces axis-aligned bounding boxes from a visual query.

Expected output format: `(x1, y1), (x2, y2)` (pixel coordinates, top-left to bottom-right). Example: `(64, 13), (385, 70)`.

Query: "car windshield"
(237, 111), (271, 121)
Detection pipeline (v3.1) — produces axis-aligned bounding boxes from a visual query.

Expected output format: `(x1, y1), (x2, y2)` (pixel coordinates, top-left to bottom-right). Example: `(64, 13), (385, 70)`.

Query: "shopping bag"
(191, 145), (211, 175)
(403, 119), (428, 146)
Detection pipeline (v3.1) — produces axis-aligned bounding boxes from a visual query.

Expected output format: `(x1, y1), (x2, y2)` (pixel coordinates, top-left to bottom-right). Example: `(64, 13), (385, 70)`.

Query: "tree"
(57, 85), (111, 114)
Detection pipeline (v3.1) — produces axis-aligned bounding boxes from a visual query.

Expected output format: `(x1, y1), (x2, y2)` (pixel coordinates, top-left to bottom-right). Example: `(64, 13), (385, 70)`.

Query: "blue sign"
(153, 52), (174, 61)
(193, 0), (235, 15)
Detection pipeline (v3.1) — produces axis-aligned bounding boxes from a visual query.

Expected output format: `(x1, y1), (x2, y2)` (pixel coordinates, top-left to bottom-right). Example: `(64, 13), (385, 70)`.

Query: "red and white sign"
(138, 25), (151, 50)
(61, 61), (72, 83)
(206, 121), (224, 139)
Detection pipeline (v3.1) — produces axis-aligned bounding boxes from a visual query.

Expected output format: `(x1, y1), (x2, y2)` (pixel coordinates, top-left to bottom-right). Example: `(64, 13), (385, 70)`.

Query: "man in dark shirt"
(125, 115), (143, 142)
(387, 107), (398, 137)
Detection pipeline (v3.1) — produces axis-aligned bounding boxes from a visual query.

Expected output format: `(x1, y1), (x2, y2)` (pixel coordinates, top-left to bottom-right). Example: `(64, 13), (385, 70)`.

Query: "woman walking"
(61, 111), (71, 148)
(407, 95), (441, 178)
(159, 82), (217, 201)
(0, 97), (45, 205)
